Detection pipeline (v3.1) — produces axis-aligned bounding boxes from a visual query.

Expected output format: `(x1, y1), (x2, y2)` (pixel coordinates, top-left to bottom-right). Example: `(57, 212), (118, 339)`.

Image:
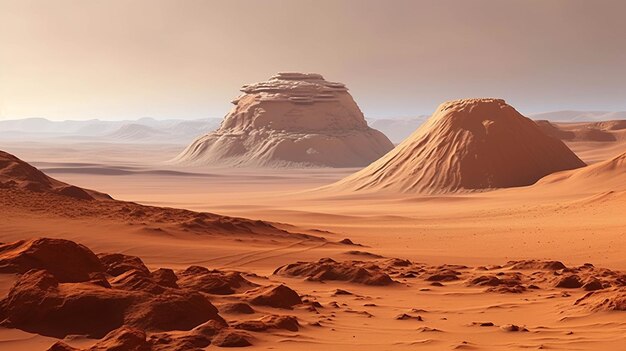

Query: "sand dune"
(535, 120), (626, 164)
(0, 149), (324, 243)
(174, 73), (393, 167)
(533, 150), (626, 194)
(326, 98), (585, 194)
(5, 2), (626, 348)
(0, 151), (110, 201)
(535, 120), (626, 142)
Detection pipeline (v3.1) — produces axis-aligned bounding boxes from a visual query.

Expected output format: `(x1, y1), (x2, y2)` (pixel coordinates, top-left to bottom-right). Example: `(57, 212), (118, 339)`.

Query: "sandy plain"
(1, 131), (626, 350)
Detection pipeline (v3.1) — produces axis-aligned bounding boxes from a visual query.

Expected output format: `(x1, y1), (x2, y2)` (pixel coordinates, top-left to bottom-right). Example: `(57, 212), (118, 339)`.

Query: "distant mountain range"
(366, 117), (429, 144)
(2, 111), (625, 145)
(529, 111), (626, 122)
(0, 117), (223, 144)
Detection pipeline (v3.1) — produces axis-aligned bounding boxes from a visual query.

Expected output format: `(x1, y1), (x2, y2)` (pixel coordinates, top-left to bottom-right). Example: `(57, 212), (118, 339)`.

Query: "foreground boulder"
(0, 269), (137, 338)
(48, 326), (150, 351)
(0, 269), (225, 338)
(98, 253), (151, 277)
(0, 237), (308, 349)
(0, 238), (104, 282)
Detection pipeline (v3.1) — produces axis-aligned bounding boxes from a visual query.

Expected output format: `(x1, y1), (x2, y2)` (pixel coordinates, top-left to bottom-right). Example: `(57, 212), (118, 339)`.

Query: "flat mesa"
(173, 72), (393, 168)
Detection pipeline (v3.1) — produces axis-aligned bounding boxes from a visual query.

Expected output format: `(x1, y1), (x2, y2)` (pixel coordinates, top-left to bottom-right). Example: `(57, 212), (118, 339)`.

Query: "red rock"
(574, 288), (626, 311)
(333, 289), (353, 296)
(219, 302), (255, 314)
(0, 238), (104, 282)
(582, 279), (604, 291)
(507, 260), (567, 271)
(500, 324), (528, 332)
(234, 315), (298, 332)
(177, 266), (256, 295)
(556, 275), (583, 289)
(385, 258), (412, 267)
(273, 258), (394, 286)
(149, 332), (210, 351)
(109, 269), (165, 294)
(47, 342), (80, 351)
(98, 253), (150, 277)
(150, 268), (179, 288)
(425, 269), (461, 282)
(54, 185), (94, 201)
(47, 326), (150, 351)
(191, 319), (227, 337)
(339, 238), (357, 245)
(469, 275), (502, 286)
(88, 326), (150, 351)
(395, 313), (422, 321)
(245, 284), (302, 309)
(125, 292), (225, 331)
(0, 268), (225, 338)
(0, 269), (136, 338)
(211, 330), (252, 347)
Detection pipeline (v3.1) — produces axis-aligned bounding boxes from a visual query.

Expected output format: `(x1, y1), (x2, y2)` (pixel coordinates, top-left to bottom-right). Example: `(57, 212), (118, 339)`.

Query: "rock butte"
(174, 72), (393, 167)
(326, 98), (586, 194)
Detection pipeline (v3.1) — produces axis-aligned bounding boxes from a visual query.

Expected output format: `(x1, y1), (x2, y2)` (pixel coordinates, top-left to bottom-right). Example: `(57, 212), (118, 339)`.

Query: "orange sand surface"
(1, 139), (626, 350)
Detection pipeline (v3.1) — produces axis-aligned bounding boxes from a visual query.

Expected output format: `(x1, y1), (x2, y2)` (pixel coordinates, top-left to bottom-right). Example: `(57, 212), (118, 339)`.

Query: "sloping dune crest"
(0, 149), (322, 241)
(325, 98), (586, 194)
(534, 150), (626, 193)
(0, 151), (110, 200)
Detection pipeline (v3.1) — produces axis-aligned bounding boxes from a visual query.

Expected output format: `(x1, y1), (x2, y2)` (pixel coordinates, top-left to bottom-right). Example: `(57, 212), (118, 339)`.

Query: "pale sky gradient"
(1, 0), (626, 121)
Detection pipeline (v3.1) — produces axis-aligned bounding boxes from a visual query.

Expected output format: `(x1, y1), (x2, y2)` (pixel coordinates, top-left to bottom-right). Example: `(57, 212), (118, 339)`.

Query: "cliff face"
(174, 73), (393, 168)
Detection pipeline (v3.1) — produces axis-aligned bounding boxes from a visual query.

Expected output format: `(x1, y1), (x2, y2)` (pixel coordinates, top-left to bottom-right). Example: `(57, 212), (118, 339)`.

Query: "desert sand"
(326, 99), (585, 194)
(535, 119), (626, 164)
(2, 99), (626, 350)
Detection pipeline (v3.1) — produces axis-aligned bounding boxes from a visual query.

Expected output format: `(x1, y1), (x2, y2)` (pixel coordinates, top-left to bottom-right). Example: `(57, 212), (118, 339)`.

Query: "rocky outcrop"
(273, 257), (394, 286)
(244, 284), (302, 309)
(0, 237), (305, 349)
(174, 73), (393, 167)
(0, 238), (104, 282)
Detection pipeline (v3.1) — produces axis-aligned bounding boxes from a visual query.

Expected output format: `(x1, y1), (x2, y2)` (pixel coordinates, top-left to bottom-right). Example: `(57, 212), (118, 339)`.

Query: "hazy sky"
(1, 0), (626, 121)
